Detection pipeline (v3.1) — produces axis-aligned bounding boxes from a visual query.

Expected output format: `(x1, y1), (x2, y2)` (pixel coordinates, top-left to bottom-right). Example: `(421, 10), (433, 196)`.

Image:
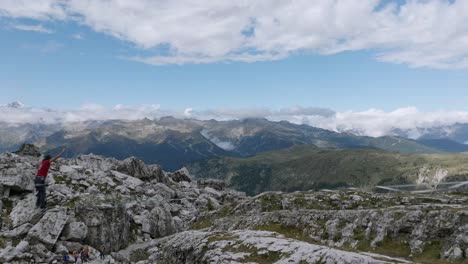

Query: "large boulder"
(110, 170), (144, 191)
(72, 154), (117, 171)
(61, 221), (88, 242)
(197, 178), (225, 191)
(1, 223), (33, 239)
(29, 243), (55, 263)
(0, 153), (36, 192)
(168, 167), (192, 183)
(126, 197), (176, 239)
(151, 183), (176, 200)
(9, 193), (40, 228)
(58, 165), (86, 181)
(74, 198), (130, 252)
(26, 207), (69, 250)
(116, 157), (165, 182)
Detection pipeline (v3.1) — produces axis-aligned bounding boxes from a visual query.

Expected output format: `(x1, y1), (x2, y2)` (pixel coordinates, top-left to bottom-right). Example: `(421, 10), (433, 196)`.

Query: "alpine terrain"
(1, 145), (468, 263)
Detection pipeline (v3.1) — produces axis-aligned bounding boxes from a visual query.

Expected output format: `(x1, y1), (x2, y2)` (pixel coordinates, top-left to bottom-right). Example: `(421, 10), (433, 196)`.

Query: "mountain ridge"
(1, 117), (467, 171)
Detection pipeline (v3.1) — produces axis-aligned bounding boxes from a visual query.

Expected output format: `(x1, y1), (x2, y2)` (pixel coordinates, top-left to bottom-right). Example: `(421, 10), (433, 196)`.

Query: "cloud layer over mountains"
(1, 0), (468, 68)
(3, 102), (468, 138)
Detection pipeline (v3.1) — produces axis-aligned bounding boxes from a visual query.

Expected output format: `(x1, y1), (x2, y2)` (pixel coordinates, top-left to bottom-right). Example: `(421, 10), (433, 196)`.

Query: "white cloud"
(1, 0), (468, 68)
(190, 106), (336, 121)
(200, 129), (235, 151)
(127, 52), (287, 66)
(3, 103), (468, 138)
(291, 107), (468, 138)
(0, 103), (162, 124)
(190, 106), (468, 138)
(0, 0), (66, 20)
(183, 108), (193, 117)
(10, 23), (53, 33)
(193, 108), (273, 121)
(72, 33), (83, 39)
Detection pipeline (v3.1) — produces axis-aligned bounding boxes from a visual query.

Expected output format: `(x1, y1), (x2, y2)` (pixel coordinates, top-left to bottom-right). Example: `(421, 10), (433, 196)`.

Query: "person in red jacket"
(35, 148), (66, 209)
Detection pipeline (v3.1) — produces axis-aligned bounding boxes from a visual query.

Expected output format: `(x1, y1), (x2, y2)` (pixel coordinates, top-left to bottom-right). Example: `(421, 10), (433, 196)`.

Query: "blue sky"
(1, 0), (468, 112)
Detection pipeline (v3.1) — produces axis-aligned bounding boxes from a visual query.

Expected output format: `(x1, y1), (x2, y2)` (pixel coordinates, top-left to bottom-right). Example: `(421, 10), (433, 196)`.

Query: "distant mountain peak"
(159, 116), (178, 121)
(241, 117), (269, 123)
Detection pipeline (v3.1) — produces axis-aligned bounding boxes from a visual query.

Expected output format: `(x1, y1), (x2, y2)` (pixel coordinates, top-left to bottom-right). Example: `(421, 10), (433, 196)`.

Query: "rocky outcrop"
(74, 197), (130, 252)
(0, 240), (32, 263)
(168, 167), (192, 183)
(192, 191), (468, 262)
(126, 196), (176, 239)
(61, 221), (88, 242)
(8, 193), (40, 227)
(116, 157), (165, 182)
(0, 150), (247, 263)
(156, 230), (409, 264)
(0, 153), (35, 193)
(26, 207), (69, 250)
(197, 178), (225, 191)
(13, 143), (41, 157)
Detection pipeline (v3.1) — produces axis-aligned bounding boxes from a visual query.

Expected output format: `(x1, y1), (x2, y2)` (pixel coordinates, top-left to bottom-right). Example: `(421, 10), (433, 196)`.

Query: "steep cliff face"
(1, 149), (468, 263)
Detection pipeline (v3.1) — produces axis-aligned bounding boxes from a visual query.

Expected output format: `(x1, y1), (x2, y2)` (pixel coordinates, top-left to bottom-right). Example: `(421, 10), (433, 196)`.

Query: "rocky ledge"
(1, 149), (468, 263)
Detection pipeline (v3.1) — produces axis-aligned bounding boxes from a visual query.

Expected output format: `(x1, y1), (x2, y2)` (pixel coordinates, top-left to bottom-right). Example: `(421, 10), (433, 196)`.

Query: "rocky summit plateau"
(1, 147), (468, 263)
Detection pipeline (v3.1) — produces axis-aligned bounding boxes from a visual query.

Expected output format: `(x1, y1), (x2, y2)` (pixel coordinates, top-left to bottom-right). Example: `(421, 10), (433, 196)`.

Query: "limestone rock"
(59, 165), (86, 181)
(444, 246), (464, 261)
(13, 144), (41, 157)
(1, 223), (33, 238)
(75, 198), (130, 252)
(0, 153), (36, 192)
(203, 187), (222, 199)
(116, 157), (165, 182)
(0, 240), (31, 263)
(30, 243), (54, 263)
(156, 230), (401, 264)
(61, 221), (88, 242)
(26, 207), (69, 250)
(53, 242), (69, 255)
(197, 178), (225, 191)
(126, 198), (176, 239)
(152, 183), (175, 199)
(110, 170), (144, 190)
(9, 193), (40, 227)
(168, 167), (192, 183)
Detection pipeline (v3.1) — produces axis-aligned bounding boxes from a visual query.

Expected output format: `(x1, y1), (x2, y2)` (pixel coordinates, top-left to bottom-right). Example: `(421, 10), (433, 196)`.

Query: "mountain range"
(4, 116), (468, 171)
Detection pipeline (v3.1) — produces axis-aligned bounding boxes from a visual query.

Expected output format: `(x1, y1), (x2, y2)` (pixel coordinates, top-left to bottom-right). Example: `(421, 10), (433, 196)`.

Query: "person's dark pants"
(34, 177), (47, 209)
